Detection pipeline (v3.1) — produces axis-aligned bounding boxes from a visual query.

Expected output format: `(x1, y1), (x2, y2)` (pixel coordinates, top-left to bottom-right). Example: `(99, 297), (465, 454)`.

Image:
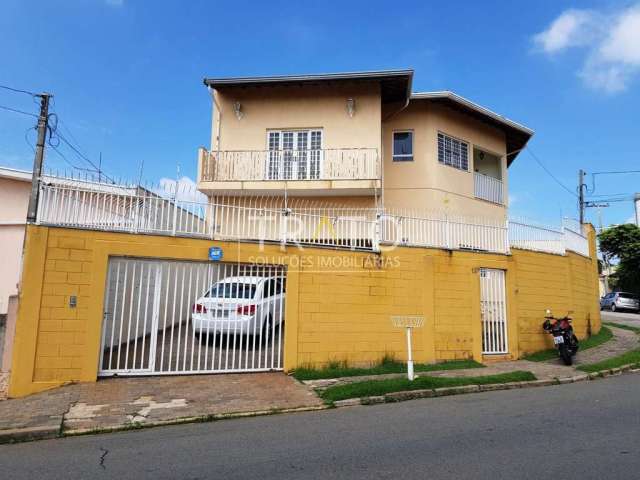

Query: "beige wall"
(382, 101), (508, 219)
(212, 83), (382, 153)
(0, 177), (30, 314)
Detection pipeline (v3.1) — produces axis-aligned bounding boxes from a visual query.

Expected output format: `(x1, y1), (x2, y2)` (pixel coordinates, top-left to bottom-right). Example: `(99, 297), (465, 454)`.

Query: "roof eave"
(203, 69), (414, 88)
(411, 91), (534, 136)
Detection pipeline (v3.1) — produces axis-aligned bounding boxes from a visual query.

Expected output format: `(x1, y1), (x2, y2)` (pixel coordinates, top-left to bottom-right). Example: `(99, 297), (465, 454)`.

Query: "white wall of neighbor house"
(382, 101), (508, 219)
(0, 175), (31, 314)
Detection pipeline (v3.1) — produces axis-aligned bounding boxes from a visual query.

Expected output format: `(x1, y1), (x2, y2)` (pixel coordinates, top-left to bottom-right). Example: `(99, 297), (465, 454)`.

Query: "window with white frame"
(267, 130), (322, 180)
(437, 132), (469, 171)
(393, 131), (413, 162)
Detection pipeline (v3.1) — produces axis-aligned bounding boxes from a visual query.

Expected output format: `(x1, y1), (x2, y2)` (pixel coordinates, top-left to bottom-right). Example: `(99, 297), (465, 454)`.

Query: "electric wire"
(0, 104), (38, 117)
(526, 147), (578, 197)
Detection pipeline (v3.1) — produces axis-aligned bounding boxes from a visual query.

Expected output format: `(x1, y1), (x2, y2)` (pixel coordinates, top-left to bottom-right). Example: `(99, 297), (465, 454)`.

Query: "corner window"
(393, 131), (413, 162)
(438, 132), (469, 171)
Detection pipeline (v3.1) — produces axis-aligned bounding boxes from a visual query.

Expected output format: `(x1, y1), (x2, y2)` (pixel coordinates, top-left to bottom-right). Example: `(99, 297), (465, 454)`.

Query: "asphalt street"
(1, 373), (639, 479)
(601, 310), (640, 329)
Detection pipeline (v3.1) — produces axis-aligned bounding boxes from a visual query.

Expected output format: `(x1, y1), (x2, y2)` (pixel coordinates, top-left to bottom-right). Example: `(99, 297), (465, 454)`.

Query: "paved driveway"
(0, 372), (323, 437)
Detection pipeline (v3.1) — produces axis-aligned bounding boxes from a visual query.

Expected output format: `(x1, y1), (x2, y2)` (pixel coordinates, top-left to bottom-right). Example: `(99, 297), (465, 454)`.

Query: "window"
(206, 283), (257, 299)
(438, 132), (469, 171)
(393, 131), (413, 161)
(267, 130), (322, 180)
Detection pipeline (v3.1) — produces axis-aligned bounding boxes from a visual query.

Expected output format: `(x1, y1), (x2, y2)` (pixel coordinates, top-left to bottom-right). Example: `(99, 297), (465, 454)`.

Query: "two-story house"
(197, 69), (533, 221)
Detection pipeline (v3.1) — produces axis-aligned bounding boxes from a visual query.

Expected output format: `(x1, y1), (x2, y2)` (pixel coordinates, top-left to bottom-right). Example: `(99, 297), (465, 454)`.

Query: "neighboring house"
(197, 70), (533, 220)
(0, 168), (32, 315)
(0, 167), (205, 314)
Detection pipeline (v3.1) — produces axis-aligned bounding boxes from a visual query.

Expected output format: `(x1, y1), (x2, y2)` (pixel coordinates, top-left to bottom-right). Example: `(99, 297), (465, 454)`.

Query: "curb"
(328, 364), (640, 408)
(62, 404), (329, 437)
(0, 425), (61, 444)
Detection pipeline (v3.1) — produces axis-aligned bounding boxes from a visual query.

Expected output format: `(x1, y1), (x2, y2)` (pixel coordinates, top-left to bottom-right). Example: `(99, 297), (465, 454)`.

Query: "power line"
(0, 104), (38, 117)
(54, 130), (115, 183)
(0, 84), (37, 96)
(526, 147), (578, 198)
(592, 170), (640, 176)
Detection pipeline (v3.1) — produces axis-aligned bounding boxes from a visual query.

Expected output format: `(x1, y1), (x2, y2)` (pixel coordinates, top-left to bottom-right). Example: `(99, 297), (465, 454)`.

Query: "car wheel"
(262, 314), (273, 345)
(611, 304), (616, 312)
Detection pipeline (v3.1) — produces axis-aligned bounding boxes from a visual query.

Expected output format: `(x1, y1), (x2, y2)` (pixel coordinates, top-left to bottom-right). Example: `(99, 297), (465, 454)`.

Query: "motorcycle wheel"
(570, 335), (579, 355)
(559, 344), (572, 366)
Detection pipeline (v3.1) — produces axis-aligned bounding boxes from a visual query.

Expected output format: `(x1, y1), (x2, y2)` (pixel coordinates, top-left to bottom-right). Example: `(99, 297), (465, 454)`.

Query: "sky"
(1, 0), (639, 227)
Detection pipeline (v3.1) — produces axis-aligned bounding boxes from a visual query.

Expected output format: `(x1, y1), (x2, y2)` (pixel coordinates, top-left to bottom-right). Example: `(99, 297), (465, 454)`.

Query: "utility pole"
(26, 93), (52, 223)
(634, 193), (640, 227)
(578, 169), (586, 225)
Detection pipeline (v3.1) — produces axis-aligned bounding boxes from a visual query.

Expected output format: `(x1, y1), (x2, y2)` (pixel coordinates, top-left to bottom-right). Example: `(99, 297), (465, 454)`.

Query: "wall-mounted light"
(233, 101), (244, 120)
(346, 98), (356, 118)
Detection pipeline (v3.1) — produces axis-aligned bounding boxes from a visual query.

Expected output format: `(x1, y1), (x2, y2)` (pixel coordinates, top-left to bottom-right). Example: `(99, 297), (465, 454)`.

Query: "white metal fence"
(199, 147), (380, 182)
(480, 268), (508, 354)
(99, 258), (285, 376)
(34, 178), (591, 258)
(474, 173), (504, 205)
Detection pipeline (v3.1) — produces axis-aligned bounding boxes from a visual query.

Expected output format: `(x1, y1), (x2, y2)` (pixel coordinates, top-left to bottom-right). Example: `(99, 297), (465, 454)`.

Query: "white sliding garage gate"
(479, 268), (508, 355)
(99, 258), (286, 376)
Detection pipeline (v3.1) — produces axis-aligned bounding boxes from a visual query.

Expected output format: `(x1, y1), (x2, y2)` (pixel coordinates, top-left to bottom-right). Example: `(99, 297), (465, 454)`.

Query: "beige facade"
(197, 70), (532, 218)
(382, 101), (508, 219)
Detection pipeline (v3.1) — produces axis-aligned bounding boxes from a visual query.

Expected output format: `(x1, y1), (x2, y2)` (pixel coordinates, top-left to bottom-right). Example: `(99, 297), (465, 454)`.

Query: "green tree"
(599, 224), (640, 294)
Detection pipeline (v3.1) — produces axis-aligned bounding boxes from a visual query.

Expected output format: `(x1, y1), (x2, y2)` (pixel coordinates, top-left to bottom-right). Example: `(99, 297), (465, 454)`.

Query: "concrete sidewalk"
(305, 325), (639, 391)
(1, 326), (637, 443)
(0, 373), (323, 442)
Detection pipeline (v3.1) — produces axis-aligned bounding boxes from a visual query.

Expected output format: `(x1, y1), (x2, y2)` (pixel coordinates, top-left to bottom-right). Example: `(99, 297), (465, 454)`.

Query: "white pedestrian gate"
(99, 258), (286, 376)
(479, 268), (508, 354)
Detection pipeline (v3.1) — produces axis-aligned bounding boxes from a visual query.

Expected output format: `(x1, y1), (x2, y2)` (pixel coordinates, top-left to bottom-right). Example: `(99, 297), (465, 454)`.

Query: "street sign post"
(391, 315), (424, 381)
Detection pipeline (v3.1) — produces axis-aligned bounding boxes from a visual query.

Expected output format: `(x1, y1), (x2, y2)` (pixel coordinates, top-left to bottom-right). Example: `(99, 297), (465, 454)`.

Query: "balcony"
(198, 147), (381, 195)
(474, 172), (504, 205)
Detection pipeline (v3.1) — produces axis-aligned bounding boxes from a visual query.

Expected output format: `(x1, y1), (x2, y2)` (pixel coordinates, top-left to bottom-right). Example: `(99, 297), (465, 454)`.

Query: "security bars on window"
(438, 132), (469, 171)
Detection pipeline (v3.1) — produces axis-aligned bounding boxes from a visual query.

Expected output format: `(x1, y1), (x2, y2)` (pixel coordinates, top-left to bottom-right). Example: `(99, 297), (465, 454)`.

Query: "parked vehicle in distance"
(192, 276), (285, 340)
(542, 309), (579, 365)
(600, 292), (640, 313)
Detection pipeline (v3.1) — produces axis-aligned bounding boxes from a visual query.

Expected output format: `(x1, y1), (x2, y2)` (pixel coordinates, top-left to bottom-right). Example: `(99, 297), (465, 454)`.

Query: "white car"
(191, 276), (285, 339)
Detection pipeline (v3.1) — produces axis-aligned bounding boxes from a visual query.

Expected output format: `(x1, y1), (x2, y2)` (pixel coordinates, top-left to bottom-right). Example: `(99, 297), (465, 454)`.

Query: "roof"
(0, 167), (32, 182)
(411, 91), (533, 164)
(204, 69), (414, 108)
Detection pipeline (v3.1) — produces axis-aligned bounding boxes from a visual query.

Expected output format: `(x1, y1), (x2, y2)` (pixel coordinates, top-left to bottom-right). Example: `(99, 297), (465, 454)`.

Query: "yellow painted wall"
(9, 225), (600, 397)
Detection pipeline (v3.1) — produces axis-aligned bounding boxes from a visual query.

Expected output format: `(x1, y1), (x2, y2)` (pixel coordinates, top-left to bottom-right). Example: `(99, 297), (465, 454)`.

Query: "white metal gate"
(479, 268), (508, 354)
(99, 258), (286, 376)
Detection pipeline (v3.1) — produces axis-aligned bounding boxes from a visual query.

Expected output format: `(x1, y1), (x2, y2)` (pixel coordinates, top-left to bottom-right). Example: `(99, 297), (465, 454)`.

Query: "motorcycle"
(542, 309), (579, 365)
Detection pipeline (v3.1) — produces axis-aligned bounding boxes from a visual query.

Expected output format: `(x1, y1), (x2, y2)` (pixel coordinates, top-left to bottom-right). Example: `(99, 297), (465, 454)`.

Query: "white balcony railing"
(199, 148), (379, 182)
(474, 172), (504, 204)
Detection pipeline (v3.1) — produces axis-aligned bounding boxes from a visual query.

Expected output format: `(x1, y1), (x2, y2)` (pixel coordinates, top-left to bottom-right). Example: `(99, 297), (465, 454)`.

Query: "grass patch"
(603, 322), (640, 335)
(320, 371), (536, 403)
(523, 326), (613, 362)
(293, 358), (484, 381)
(578, 349), (640, 373)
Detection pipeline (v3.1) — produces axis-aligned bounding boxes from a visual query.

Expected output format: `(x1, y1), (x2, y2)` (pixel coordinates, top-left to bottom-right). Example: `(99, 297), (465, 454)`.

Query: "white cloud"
(154, 176), (207, 205)
(533, 4), (640, 93)
(533, 9), (596, 53)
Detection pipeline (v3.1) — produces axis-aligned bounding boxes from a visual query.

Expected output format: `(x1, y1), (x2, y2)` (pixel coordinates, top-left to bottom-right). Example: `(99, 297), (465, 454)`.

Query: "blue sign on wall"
(208, 246), (223, 261)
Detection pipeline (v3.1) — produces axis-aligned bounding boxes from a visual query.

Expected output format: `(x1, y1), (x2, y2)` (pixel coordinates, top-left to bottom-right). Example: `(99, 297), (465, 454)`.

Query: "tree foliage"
(599, 224), (640, 294)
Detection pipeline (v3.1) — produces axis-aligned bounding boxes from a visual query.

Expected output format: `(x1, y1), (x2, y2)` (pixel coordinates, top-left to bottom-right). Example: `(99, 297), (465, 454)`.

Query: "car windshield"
(619, 293), (638, 300)
(206, 283), (256, 299)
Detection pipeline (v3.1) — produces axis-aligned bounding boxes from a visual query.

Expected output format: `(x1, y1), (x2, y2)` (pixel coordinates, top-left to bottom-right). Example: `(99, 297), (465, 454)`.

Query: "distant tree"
(599, 224), (640, 294)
